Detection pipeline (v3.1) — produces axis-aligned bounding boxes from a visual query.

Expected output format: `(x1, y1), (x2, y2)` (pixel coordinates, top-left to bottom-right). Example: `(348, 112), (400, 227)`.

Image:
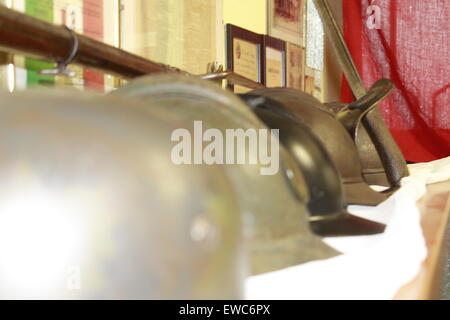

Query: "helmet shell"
(242, 95), (385, 236)
(115, 75), (338, 275)
(0, 90), (244, 299)
(248, 88), (388, 206)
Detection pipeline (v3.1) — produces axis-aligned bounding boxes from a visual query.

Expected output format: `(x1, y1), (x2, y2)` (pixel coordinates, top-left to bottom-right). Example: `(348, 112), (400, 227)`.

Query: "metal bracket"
(39, 26), (78, 77)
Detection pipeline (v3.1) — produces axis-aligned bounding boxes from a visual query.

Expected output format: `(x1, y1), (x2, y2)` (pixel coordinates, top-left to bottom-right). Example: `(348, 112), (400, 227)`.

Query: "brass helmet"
(240, 94), (385, 236)
(325, 79), (409, 187)
(114, 74), (338, 275)
(247, 81), (397, 206)
(0, 90), (244, 299)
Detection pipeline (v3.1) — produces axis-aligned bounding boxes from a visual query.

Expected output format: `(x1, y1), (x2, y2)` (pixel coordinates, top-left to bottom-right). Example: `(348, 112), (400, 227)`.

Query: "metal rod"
(199, 72), (264, 89)
(0, 5), (262, 90)
(0, 6), (181, 78)
(312, 0), (366, 99)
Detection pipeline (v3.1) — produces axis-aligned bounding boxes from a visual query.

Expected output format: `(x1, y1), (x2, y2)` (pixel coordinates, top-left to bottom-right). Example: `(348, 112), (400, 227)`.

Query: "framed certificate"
(262, 35), (286, 88)
(268, 0), (306, 46)
(286, 42), (305, 91)
(226, 24), (263, 93)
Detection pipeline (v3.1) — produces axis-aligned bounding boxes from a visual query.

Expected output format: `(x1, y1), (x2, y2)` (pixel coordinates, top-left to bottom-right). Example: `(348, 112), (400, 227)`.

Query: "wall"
(223, 0), (267, 34)
(121, 0), (217, 75)
(216, 0), (267, 67)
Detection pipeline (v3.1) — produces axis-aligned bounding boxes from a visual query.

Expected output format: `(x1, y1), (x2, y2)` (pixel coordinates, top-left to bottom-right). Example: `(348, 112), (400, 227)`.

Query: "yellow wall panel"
(223, 0), (267, 34)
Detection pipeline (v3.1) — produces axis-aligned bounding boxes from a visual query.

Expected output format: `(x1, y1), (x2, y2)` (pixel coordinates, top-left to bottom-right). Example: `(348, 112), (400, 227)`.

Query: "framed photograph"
(226, 24), (263, 93)
(268, 0), (306, 46)
(262, 35), (286, 88)
(286, 42), (305, 91)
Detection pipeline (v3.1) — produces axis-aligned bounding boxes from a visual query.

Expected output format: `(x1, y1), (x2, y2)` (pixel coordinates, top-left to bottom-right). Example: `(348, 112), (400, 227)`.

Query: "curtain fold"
(341, 0), (450, 162)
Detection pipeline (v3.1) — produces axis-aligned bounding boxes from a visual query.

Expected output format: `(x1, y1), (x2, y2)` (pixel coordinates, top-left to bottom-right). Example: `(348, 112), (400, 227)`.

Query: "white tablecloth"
(246, 157), (450, 300)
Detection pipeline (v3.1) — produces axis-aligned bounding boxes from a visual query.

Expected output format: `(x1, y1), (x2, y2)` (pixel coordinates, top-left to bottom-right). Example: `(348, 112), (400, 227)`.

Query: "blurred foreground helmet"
(241, 95), (385, 236)
(115, 74), (339, 275)
(0, 91), (244, 299)
(247, 82), (397, 206)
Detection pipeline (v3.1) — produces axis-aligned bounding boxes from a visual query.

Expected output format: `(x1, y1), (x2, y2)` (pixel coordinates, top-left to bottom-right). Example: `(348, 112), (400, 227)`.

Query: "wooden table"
(394, 179), (450, 299)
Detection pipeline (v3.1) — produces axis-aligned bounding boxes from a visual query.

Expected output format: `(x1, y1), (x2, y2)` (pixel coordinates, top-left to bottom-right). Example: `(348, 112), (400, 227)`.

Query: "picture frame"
(226, 24), (263, 93)
(304, 65), (315, 96)
(262, 35), (286, 88)
(286, 41), (305, 91)
(267, 0), (306, 46)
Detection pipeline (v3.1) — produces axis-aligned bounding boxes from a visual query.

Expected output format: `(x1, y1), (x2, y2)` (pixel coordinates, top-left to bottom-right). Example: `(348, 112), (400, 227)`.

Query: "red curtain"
(341, 0), (450, 162)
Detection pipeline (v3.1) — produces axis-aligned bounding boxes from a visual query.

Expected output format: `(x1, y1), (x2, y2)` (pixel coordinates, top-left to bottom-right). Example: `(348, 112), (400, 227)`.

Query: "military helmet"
(0, 90), (244, 299)
(325, 79), (409, 187)
(115, 74), (338, 275)
(241, 94), (385, 236)
(247, 86), (392, 206)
